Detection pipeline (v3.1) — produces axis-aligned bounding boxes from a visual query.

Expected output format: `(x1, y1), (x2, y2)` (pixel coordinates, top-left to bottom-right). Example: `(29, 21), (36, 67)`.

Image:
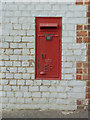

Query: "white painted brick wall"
(15, 92), (23, 97)
(6, 73), (13, 79)
(1, 80), (8, 85)
(13, 36), (21, 42)
(26, 80), (33, 85)
(18, 80), (25, 85)
(13, 61), (21, 66)
(23, 74), (30, 79)
(10, 80), (17, 85)
(2, 98), (9, 103)
(7, 92), (14, 97)
(24, 92), (31, 97)
(4, 86), (11, 91)
(22, 61), (29, 66)
(18, 68), (26, 73)
(0, 91), (6, 97)
(10, 68), (17, 73)
(9, 98), (17, 103)
(25, 98), (32, 103)
(5, 49), (13, 54)
(14, 49), (22, 54)
(10, 43), (18, 48)
(29, 86), (39, 91)
(19, 43), (26, 48)
(17, 98), (24, 103)
(42, 92), (50, 97)
(11, 86), (19, 91)
(10, 55), (18, 60)
(14, 74), (22, 79)
(20, 86), (28, 92)
(1, 2), (87, 111)
(32, 92), (41, 97)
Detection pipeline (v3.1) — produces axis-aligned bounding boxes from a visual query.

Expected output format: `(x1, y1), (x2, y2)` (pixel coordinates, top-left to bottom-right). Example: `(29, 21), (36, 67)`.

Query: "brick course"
(75, 0), (90, 110)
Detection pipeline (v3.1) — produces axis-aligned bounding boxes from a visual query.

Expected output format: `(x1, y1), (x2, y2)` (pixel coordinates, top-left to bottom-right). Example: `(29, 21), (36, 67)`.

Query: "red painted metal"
(35, 17), (62, 80)
(40, 23), (58, 27)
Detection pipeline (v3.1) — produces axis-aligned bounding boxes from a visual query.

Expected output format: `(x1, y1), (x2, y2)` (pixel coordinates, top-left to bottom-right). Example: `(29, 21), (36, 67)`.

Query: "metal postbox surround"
(35, 17), (62, 80)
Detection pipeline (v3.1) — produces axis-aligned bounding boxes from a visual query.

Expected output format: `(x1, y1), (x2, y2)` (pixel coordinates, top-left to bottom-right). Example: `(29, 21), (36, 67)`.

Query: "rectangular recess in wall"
(35, 17), (62, 80)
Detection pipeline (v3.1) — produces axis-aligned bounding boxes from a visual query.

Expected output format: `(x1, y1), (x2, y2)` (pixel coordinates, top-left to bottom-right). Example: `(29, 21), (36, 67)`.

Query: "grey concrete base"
(0, 111), (2, 120)
(2, 109), (89, 118)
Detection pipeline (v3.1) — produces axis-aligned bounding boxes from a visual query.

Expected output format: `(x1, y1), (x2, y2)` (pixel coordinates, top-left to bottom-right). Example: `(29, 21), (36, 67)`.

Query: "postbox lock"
(46, 36), (52, 41)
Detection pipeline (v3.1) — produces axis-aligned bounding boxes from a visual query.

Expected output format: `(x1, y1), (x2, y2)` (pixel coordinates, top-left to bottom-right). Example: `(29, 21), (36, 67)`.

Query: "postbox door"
(37, 35), (60, 79)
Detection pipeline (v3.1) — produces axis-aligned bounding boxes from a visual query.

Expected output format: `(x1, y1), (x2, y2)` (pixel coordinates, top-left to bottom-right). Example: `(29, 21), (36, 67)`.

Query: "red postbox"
(35, 17), (62, 80)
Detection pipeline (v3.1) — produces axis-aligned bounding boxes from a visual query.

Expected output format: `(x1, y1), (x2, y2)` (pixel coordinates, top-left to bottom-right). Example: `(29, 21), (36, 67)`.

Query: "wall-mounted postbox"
(35, 17), (62, 80)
